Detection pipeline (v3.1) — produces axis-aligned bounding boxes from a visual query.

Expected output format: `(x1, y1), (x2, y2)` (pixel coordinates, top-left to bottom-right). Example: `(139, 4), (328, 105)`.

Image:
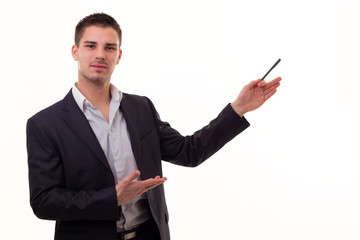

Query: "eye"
(105, 47), (116, 50)
(85, 45), (95, 49)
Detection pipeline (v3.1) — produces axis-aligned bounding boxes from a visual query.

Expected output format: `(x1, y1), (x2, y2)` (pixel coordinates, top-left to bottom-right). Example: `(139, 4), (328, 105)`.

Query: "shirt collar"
(72, 83), (123, 113)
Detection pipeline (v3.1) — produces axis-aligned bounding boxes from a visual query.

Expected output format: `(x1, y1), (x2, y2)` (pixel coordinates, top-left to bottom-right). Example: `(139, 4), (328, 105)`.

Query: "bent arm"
(26, 118), (119, 221)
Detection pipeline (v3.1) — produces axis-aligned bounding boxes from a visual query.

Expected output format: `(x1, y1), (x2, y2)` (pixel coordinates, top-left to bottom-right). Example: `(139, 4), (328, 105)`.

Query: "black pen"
(262, 58), (281, 80)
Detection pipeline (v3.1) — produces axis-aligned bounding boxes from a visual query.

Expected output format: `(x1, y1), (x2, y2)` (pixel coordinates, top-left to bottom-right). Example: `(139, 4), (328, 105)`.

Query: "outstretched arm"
(115, 170), (167, 206)
(231, 77), (281, 117)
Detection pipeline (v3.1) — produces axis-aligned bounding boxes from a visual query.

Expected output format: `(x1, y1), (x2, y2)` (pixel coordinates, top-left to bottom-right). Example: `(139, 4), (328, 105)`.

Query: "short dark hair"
(75, 13), (122, 47)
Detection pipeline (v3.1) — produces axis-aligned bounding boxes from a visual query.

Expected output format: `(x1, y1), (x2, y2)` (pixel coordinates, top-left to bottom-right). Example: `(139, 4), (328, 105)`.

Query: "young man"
(27, 13), (281, 240)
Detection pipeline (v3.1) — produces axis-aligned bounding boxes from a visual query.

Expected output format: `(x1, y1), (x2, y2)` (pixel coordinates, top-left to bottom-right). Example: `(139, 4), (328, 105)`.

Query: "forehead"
(80, 25), (119, 45)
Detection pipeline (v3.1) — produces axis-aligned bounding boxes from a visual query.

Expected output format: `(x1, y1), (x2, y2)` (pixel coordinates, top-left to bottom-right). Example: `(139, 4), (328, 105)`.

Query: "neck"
(76, 78), (111, 109)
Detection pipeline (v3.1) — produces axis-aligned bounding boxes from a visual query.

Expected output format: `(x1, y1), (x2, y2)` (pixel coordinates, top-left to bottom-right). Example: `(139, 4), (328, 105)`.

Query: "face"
(71, 25), (122, 86)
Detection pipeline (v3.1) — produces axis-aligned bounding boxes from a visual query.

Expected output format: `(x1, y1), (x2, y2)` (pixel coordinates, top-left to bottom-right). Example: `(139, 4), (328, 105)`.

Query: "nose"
(96, 48), (105, 61)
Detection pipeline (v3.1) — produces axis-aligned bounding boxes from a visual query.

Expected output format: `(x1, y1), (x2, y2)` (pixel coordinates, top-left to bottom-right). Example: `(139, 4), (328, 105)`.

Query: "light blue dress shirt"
(72, 83), (150, 231)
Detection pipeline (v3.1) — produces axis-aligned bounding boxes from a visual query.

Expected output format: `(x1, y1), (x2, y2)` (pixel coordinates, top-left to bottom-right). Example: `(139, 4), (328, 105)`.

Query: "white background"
(1, 0), (360, 239)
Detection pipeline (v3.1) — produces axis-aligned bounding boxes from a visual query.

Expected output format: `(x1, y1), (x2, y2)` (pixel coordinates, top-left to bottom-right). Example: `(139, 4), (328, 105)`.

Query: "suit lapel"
(61, 90), (113, 174)
(119, 94), (143, 170)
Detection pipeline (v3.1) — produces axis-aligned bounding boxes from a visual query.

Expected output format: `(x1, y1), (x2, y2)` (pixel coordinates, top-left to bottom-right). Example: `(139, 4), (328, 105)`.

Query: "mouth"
(91, 64), (107, 71)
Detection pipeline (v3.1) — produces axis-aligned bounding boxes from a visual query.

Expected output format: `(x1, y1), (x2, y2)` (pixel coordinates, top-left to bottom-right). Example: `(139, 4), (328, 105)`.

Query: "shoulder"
(27, 90), (74, 125)
(28, 100), (63, 122)
(121, 93), (157, 111)
(122, 93), (152, 105)
(120, 93), (161, 122)
(26, 99), (65, 141)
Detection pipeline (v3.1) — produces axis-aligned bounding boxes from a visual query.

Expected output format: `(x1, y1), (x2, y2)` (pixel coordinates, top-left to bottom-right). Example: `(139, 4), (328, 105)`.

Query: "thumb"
(257, 80), (267, 87)
(246, 79), (262, 90)
(123, 170), (141, 184)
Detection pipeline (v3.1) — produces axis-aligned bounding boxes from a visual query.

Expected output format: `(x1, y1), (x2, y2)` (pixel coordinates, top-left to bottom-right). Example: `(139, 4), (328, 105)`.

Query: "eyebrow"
(83, 41), (118, 46)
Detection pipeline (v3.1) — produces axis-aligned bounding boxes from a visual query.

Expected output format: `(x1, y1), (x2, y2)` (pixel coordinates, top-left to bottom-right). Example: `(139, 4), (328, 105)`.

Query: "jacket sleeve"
(26, 117), (120, 221)
(150, 101), (251, 167)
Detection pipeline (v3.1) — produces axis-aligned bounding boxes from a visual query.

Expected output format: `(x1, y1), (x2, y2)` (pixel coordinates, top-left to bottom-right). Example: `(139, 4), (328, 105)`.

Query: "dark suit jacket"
(26, 90), (250, 240)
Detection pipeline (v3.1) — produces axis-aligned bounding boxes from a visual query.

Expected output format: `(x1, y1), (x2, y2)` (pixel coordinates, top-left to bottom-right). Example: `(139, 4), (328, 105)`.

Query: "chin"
(86, 76), (108, 85)
(80, 71), (110, 86)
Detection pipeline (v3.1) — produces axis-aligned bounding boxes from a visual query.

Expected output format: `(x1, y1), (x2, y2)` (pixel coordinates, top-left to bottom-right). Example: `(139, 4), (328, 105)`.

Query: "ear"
(116, 49), (122, 65)
(71, 45), (79, 61)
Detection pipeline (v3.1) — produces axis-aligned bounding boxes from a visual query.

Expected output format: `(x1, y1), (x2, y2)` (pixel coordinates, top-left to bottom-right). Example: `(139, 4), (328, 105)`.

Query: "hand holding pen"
(231, 59), (282, 116)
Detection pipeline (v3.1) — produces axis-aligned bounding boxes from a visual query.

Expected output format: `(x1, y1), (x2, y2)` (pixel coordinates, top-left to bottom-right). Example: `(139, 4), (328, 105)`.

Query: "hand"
(231, 77), (281, 116)
(115, 170), (167, 206)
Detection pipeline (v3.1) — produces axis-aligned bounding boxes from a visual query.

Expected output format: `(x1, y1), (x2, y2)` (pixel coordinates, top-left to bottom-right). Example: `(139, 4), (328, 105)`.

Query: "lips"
(91, 64), (107, 71)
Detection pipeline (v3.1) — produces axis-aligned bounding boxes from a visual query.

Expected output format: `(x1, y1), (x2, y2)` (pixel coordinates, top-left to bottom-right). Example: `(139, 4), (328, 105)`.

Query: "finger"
(142, 177), (167, 185)
(123, 170), (141, 184)
(264, 88), (277, 101)
(261, 77), (281, 91)
(137, 178), (166, 195)
(268, 76), (281, 83)
(257, 80), (267, 87)
(143, 180), (165, 192)
(263, 82), (280, 95)
(267, 77), (282, 87)
(245, 79), (262, 90)
(147, 177), (167, 187)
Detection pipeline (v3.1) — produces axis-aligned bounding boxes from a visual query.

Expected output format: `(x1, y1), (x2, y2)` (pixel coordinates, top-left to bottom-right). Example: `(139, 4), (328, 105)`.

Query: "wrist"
(230, 102), (245, 117)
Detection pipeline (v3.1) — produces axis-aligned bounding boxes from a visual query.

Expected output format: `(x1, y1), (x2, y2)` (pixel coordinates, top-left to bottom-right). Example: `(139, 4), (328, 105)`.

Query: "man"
(26, 13), (281, 240)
